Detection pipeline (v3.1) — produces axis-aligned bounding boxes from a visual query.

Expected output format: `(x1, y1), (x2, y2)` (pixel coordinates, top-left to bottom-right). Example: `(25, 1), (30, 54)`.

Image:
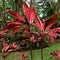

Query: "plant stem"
(32, 42), (34, 60)
(40, 43), (43, 60)
(27, 25), (33, 60)
(13, 52), (14, 60)
(30, 42), (33, 60)
(4, 58), (5, 60)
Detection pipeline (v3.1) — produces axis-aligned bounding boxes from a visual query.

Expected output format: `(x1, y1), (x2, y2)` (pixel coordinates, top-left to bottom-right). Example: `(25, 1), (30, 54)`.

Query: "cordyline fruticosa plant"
(0, 2), (60, 60)
(1, 39), (23, 60)
(50, 50), (60, 60)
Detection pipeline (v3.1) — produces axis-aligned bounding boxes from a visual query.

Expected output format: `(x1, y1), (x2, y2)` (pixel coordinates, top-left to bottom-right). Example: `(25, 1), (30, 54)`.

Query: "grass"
(0, 43), (60, 60)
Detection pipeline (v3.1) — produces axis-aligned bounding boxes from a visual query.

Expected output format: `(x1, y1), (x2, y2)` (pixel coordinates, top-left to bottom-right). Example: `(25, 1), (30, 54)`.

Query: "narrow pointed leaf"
(51, 28), (60, 32)
(49, 36), (55, 43)
(29, 5), (36, 24)
(47, 31), (59, 37)
(51, 50), (60, 58)
(0, 28), (8, 35)
(12, 27), (20, 35)
(10, 43), (17, 48)
(44, 13), (58, 30)
(7, 21), (22, 26)
(20, 40), (26, 45)
(6, 10), (25, 22)
(14, 36), (21, 40)
(3, 39), (10, 52)
(35, 16), (44, 31)
(23, 28), (28, 33)
(24, 2), (31, 20)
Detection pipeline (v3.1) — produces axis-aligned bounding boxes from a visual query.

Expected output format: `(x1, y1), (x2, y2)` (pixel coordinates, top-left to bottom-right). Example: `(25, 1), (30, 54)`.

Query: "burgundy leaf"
(21, 53), (28, 59)
(44, 13), (58, 30)
(47, 31), (58, 37)
(49, 36), (55, 43)
(56, 50), (60, 58)
(30, 34), (36, 43)
(8, 49), (14, 53)
(35, 16), (44, 31)
(51, 50), (60, 58)
(3, 39), (10, 52)
(51, 28), (60, 32)
(23, 28), (28, 33)
(10, 43), (17, 48)
(55, 28), (60, 32)
(6, 10), (25, 22)
(14, 36), (21, 40)
(7, 21), (22, 26)
(31, 34), (35, 40)
(29, 5), (36, 24)
(6, 21), (22, 34)
(24, 2), (31, 20)
(12, 27), (20, 35)
(0, 28), (9, 35)
(47, 28), (60, 37)
(20, 40), (26, 45)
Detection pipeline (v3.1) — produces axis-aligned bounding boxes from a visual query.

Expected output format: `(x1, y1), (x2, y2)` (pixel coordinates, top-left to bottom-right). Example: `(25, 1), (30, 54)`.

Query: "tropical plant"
(50, 50), (60, 60)
(0, 1), (60, 60)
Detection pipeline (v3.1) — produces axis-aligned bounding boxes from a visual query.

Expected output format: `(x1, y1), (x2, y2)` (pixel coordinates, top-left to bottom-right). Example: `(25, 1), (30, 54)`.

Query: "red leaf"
(35, 16), (44, 31)
(7, 21), (22, 26)
(24, 2), (31, 20)
(23, 28), (28, 33)
(8, 49), (14, 53)
(10, 43), (17, 48)
(29, 5), (36, 24)
(55, 28), (60, 32)
(0, 28), (9, 35)
(56, 50), (60, 58)
(47, 31), (58, 37)
(47, 28), (60, 37)
(6, 10), (25, 22)
(44, 13), (58, 30)
(51, 50), (60, 58)
(3, 39), (10, 52)
(12, 27), (20, 35)
(30, 33), (36, 43)
(12, 43), (17, 48)
(20, 40), (26, 45)
(31, 34), (35, 40)
(49, 36), (55, 43)
(22, 53), (28, 58)
(6, 21), (22, 34)
(14, 36), (21, 40)
(51, 28), (60, 32)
